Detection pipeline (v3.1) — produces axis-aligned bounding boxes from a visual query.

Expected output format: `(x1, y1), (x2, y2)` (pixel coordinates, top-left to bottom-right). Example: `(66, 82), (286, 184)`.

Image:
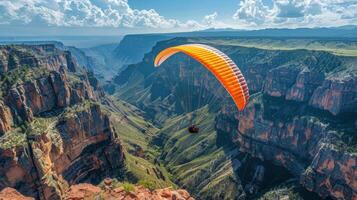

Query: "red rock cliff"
(0, 45), (124, 200)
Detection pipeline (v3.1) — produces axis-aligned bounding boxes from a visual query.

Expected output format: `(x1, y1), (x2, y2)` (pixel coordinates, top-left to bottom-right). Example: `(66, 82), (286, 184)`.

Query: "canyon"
(112, 36), (356, 200)
(0, 34), (356, 200)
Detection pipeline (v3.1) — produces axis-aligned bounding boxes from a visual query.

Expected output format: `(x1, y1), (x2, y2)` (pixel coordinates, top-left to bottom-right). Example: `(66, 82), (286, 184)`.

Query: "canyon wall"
(115, 37), (357, 199)
(0, 45), (125, 199)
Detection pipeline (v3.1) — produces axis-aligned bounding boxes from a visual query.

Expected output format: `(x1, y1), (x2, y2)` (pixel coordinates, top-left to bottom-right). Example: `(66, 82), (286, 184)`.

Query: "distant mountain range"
(197, 25), (357, 38)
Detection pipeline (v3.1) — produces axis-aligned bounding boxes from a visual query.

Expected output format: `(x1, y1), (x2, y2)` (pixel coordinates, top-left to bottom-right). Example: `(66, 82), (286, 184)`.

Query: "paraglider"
(154, 44), (249, 134)
(188, 124), (199, 133)
(154, 44), (249, 111)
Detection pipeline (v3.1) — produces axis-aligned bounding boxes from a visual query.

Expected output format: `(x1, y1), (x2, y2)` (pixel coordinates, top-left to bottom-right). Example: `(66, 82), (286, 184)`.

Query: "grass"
(125, 153), (175, 189)
(122, 182), (136, 192)
(102, 97), (175, 189)
(138, 179), (157, 191)
(189, 38), (357, 57)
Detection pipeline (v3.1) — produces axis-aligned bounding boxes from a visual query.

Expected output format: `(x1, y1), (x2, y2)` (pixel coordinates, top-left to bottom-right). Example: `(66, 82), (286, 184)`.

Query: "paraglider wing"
(154, 44), (249, 111)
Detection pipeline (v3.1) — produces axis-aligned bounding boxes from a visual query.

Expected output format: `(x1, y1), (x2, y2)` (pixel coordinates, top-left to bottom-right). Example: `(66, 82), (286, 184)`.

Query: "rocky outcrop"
(0, 183), (195, 200)
(0, 104), (125, 200)
(217, 94), (357, 199)
(301, 145), (357, 200)
(286, 69), (325, 102)
(0, 146), (40, 198)
(0, 45), (125, 200)
(0, 46), (97, 134)
(0, 45), (78, 74)
(0, 101), (13, 135)
(264, 66), (300, 97)
(64, 183), (194, 200)
(309, 77), (357, 115)
(33, 104), (125, 199)
(0, 187), (34, 200)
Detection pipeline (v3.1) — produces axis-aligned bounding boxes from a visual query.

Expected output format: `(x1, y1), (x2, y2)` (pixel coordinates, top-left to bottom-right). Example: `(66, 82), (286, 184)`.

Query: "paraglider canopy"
(154, 44), (249, 111)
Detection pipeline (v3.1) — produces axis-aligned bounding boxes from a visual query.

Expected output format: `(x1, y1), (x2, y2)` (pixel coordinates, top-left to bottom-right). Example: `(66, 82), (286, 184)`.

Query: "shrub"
(138, 180), (156, 191)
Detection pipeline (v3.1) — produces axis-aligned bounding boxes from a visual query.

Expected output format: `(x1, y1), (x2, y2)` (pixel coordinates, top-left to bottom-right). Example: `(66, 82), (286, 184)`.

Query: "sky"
(0, 0), (356, 36)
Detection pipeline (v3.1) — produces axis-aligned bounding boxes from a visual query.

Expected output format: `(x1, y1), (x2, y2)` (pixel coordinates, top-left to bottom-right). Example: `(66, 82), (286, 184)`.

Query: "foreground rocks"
(64, 183), (194, 200)
(0, 188), (34, 200)
(0, 184), (194, 200)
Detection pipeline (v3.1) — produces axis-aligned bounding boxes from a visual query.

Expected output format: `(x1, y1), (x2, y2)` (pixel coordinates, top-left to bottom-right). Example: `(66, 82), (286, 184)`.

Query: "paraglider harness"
(188, 124), (199, 133)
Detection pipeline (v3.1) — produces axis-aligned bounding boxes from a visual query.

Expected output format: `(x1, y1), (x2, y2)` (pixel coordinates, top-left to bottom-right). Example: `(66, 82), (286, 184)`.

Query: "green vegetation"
(138, 179), (156, 191)
(330, 130), (357, 154)
(61, 100), (98, 119)
(122, 182), (136, 192)
(258, 187), (303, 200)
(189, 37), (357, 57)
(99, 180), (135, 192)
(103, 97), (175, 189)
(0, 127), (27, 149)
(28, 116), (57, 136)
(0, 66), (50, 97)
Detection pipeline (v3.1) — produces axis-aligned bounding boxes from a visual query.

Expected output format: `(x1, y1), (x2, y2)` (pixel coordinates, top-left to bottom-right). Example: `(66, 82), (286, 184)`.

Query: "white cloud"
(201, 12), (233, 29)
(0, 0), (203, 30)
(1, 0), (354, 31)
(203, 12), (218, 26)
(233, 0), (357, 28)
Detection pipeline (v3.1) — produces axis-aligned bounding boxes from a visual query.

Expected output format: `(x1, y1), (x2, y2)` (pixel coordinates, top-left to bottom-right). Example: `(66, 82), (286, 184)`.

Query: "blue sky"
(129, 0), (239, 22)
(0, 0), (356, 36)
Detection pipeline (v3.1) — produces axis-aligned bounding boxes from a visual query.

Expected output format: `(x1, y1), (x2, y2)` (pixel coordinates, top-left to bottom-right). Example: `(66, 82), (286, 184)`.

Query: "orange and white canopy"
(154, 44), (249, 111)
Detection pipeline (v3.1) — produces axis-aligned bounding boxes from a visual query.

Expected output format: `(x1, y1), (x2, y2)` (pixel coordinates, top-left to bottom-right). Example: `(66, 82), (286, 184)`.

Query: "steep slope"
(113, 34), (171, 66)
(101, 97), (176, 189)
(82, 43), (124, 81)
(113, 37), (356, 199)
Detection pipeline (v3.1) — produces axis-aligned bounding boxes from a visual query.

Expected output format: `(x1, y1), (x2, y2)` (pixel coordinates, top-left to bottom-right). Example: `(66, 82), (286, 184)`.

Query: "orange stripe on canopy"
(154, 44), (249, 111)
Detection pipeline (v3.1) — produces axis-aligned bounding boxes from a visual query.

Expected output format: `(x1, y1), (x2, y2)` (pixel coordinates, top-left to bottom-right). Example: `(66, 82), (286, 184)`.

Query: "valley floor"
(108, 97), (324, 200)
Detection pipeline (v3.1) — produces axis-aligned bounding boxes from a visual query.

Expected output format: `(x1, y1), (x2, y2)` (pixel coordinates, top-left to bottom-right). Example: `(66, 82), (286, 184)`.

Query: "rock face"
(264, 66), (300, 97)
(309, 77), (357, 115)
(221, 67), (356, 199)
(0, 45), (97, 134)
(0, 45), (125, 200)
(221, 94), (356, 199)
(301, 146), (357, 200)
(0, 101), (13, 135)
(286, 69), (325, 102)
(0, 44), (78, 73)
(2, 69), (95, 129)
